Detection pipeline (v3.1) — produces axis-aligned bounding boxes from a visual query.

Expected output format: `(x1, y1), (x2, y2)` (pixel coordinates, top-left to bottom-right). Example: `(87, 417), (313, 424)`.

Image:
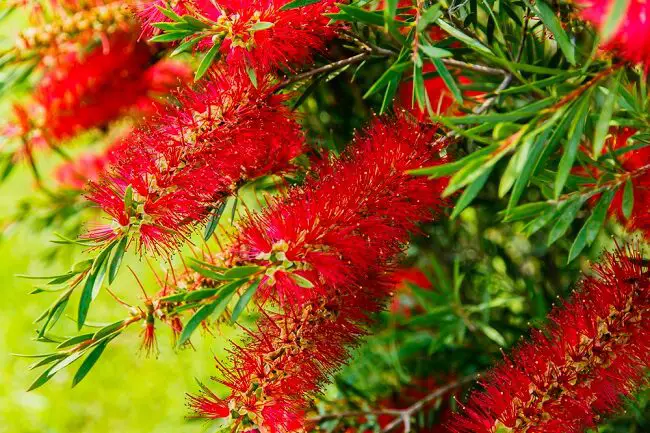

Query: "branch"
(309, 373), (480, 432)
(276, 52), (372, 91)
(380, 374), (479, 433)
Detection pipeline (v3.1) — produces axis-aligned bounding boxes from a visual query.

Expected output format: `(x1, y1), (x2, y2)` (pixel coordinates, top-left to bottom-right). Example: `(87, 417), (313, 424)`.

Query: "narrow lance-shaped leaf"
(568, 189), (616, 262)
(547, 197), (587, 246)
(593, 74), (620, 156)
(72, 336), (116, 387)
(555, 94), (591, 198)
(195, 41), (222, 82)
(622, 178), (634, 219)
(231, 279), (260, 323)
(450, 165), (495, 219)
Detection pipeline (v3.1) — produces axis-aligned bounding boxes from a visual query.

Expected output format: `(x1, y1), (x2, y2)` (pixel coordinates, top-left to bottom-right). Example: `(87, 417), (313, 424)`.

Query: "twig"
(309, 373), (480, 432)
(441, 58), (506, 76)
(380, 374), (478, 433)
(276, 52), (372, 90)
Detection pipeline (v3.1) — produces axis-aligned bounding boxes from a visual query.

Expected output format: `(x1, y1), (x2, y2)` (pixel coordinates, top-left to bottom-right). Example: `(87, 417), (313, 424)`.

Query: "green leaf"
(93, 320), (126, 341)
(430, 58), (462, 103)
(601, 0), (631, 41)
(77, 243), (115, 330)
(72, 336), (114, 387)
(194, 42), (221, 82)
(337, 4), (385, 26)
(188, 262), (228, 281)
(170, 35), (203, 57)
(159, 292), (187, 303)
(413, 62), (428, 111)
(547, 198), (586, 246)
(56, 333), (94, 349)
(49, 351), (85, 377)
(280, 0), (322, 10)
(249, 21), (274, 31)
(155, 5), (183, 22)
(175, 280), (245, 347)
(436, 19), (492, 55)
(176, 303), (216, 347)
(507, 129), (553, 209)
(417, 5), (442, 31)
(555, 95), (590, 198)
(182, 15), (211, 29)
(123, 185), (133, 215)
(212, 279), (247, 318)
(476, 322), (506, 347)
(501, 201), (552, 222)
(27, 365), (57, 392)
(184, 289), (219, 302)
(246, 65), (258, 88)
(149, 31), (192, 43)
(450, 165), (494, 219)
(28, 354), (67, 370)
(289, 273), (315, 288)
(231, 280), (260, 323)
(526, 0), (576, 64)
(593, 75), (619, 156)
(222, 265), (263, 280)
(204, 202), (226, 241)
(380, 73), (401, 114)
(567, 190), (615, 262)
(364, 60), (409, 98)
(108, 236), (128, 284)
(419, 43), (452, 59)
(499, 136), (533, 198)
(622, 178), (634, 219)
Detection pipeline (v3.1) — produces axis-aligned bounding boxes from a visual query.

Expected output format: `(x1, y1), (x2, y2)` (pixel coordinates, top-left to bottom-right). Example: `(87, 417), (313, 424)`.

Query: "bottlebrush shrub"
(9, 33), (190, 145)
(448, 247), (650, 433)
(86, 72), (305, 253)
(187, 115), (450, 432)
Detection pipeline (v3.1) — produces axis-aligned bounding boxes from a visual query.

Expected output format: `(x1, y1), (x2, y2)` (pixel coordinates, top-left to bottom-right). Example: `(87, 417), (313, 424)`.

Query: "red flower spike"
(448, 246), (650, 433)
(231, 115), (450, 307)
(86, 73), (305, 254)
(578, 0), (650, 67)
(188, 115), (452, 433)
(10, 33), (191, 146)
(150, 0), (339, 77)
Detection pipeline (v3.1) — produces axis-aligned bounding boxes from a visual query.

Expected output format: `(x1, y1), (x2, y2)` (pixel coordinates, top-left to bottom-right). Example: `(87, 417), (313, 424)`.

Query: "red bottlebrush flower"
(231, 115), (449, 307)
(188, 115), (451, 432)
(161, 0), (338, 77)
(578, 0), (650, 67)
(448, 246), (650, 433)
(86, 73), (304, 253)
(10, 33), (191, 146)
